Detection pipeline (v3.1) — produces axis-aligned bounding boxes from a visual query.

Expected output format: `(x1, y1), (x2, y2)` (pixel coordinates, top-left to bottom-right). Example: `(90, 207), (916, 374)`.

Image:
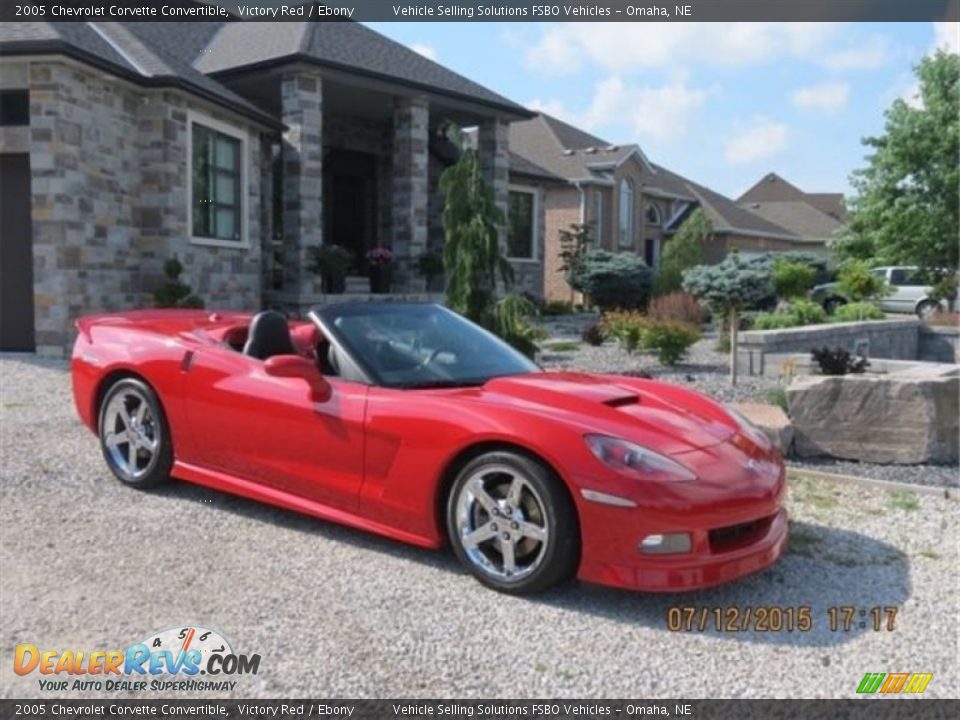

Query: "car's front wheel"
(824, 296), (846, 315)
(447, 451), (579, 595)
(98, 378), (173, 488)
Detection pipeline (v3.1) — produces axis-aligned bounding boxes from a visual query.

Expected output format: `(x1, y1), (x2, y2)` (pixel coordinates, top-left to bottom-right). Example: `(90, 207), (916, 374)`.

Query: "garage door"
(0, 153), (35, 351)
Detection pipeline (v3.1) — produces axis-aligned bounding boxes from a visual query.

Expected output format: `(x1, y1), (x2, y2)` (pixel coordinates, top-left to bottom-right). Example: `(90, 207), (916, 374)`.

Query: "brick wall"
(543, 186), (582, 302)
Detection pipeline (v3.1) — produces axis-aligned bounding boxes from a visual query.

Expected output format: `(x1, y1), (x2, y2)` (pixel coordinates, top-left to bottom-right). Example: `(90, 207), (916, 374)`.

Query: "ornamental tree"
(682, 253), (774, 385)
(439, 136), (512, 325)
(653, 208), (710, 295)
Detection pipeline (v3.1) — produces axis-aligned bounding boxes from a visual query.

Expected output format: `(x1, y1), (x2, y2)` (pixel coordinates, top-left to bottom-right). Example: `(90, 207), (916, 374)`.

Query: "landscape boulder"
(729, 402), (794, 457)
(787, 370), (959, 464)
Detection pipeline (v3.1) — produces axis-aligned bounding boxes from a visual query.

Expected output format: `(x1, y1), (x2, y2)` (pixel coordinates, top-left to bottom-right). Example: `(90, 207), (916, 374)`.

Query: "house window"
(191, 120), (244, 244)
(644, 238), (661, 268)
(646, 203), (661, 226)
(0, 90), (28, 126)
(618, 178), (634, 248)
(507, 188), (536, 259)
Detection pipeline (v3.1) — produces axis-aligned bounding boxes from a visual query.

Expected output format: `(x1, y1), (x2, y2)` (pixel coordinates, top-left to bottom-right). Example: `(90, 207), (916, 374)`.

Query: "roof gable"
(738, 172), (808, 203)
(191, 20), (529, 116)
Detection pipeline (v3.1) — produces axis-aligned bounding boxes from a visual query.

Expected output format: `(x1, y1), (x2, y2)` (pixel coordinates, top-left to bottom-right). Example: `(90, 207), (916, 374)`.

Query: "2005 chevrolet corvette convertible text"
(71, 302), (787, 594)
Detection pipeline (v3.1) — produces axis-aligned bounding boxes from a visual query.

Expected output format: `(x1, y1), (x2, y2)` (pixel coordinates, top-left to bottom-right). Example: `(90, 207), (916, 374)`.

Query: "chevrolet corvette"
(72, 302), (787, 594)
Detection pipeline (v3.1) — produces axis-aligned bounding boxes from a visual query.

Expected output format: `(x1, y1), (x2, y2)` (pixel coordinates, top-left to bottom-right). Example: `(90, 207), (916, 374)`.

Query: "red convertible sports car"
(72, 303), (787, 594)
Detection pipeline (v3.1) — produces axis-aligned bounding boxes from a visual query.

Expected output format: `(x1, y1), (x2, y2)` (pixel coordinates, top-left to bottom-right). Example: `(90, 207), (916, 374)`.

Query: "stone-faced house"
(508, 114), (829, 302)
(0, 21), (535, 355)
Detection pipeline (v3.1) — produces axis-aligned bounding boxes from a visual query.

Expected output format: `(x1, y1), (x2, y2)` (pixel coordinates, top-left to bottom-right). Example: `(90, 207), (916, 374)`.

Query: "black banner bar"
(2, 700), (959, 720)
(1, 0), (958, 23)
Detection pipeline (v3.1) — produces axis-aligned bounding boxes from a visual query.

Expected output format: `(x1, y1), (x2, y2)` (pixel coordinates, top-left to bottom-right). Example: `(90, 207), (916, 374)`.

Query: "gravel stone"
(1, 354), (958, 699)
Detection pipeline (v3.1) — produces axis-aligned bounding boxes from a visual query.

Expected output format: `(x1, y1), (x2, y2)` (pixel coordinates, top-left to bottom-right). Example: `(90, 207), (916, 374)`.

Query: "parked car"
(71, 303), (786, 595)
(810, 266), (949, 318)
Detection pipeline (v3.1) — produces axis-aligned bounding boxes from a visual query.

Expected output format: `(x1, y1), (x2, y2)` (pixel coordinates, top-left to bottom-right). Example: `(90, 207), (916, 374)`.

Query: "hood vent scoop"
(604, 395), (640, 408)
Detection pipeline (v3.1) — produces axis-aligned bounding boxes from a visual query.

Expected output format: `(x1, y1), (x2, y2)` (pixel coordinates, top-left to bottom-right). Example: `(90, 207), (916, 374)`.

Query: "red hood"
(476, 372), (736, 456)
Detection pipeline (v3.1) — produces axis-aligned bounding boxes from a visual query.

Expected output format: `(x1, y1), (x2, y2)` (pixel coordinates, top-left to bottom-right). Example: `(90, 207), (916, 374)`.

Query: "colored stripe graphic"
(903, 673), (933, 694)
(857, 673), (885, 693)
(880, 673), (909, 693)
(857, 672), (932, 694)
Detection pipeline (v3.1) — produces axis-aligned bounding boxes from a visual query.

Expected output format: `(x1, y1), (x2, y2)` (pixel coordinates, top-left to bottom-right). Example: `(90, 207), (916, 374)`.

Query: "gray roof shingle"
(0, 22), (279, 128)
(192, 21), (529, 115)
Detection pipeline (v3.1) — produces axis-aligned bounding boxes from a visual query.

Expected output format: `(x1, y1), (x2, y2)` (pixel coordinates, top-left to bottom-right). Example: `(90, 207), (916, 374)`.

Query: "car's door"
(886, 268), (923, 313)
(182, 346), (367, 511)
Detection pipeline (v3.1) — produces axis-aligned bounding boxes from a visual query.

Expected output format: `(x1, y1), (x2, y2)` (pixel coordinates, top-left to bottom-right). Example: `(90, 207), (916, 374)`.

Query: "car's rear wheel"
(98, 378), (173, 488)
(916, 300), (938, 319)
(447, 451), (579, 595)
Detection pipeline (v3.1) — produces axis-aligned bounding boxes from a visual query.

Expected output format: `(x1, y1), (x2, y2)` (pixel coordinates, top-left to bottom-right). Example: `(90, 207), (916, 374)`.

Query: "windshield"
(314, 304), (539, 389)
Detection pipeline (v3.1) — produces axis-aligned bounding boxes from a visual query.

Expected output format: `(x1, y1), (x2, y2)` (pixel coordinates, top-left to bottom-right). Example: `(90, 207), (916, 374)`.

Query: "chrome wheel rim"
(102, 389), (160, 480)
(454, 464), (549, 582)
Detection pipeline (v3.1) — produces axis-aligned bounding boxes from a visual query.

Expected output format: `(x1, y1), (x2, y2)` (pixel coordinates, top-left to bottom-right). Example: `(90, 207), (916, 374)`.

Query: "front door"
(183, 347), (368, 511)
(323, 149), (377, 271)
(0, 154), (35, 351)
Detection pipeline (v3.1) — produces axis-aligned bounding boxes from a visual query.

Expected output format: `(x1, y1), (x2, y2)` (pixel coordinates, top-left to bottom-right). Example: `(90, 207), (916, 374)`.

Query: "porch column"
(281, 71), (324, 304)
(391, 95), (429, 292)
(478, 118), (510, 259)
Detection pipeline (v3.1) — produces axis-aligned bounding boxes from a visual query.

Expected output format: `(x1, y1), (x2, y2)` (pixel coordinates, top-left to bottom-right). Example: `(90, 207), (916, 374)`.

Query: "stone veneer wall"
(391, 95), (429, 292)
(20, 60), (269, 355)
(280, 71), (323, 304)
(736, 318), (922, 376)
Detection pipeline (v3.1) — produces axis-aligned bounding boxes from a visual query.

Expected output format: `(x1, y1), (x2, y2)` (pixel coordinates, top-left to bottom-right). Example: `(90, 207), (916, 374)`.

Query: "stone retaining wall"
(919, 325), (959, 363)
(736, 319), (921, 377)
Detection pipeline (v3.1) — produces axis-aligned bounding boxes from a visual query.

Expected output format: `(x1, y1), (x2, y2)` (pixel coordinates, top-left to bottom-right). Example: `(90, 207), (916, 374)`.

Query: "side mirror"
(264, 354), (331, 402)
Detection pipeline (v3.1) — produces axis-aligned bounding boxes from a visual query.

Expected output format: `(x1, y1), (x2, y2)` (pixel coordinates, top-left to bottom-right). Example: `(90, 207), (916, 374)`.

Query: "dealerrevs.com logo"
(14, 626), (260, 692)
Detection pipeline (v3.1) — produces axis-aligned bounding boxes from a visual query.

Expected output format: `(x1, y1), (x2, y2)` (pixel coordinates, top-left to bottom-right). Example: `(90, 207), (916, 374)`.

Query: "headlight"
(726, 407), (772, 452)
(584, 434), (697, 483)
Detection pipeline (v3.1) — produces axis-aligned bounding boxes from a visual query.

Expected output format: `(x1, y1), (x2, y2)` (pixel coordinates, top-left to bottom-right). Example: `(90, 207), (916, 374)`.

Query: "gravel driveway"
(1, 354), (958, 699)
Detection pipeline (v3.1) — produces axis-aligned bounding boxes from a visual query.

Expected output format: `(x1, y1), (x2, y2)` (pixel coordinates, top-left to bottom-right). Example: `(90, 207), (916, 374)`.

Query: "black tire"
(98, 378), (173, 488)
(916, 300), (938, 319)
(824, 297), (845, 315)
(446, 450), (579, 595)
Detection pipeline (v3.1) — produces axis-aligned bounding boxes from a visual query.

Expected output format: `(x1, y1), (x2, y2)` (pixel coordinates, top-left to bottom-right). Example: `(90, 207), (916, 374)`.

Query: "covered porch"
(221, 66), (520, 312)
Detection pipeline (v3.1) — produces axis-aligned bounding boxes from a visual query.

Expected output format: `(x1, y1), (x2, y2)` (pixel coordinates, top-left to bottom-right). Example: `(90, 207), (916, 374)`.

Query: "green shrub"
(752, 300), (827, 330)
(569, 250), (653, 310)
(642, 321), (700, 366)
(790, 299), (828, 325)
(542, 300), (575, 316)
(753, 312), (802, 330)
(773, 260), (817, 300)
(832, 302), (886, 322)
(155, 256), (204, 309)
(837, 260), (888, 302)
(491, 294), (541, 358)
(764, 387), (789, 413)
(603, 311), (648, 353)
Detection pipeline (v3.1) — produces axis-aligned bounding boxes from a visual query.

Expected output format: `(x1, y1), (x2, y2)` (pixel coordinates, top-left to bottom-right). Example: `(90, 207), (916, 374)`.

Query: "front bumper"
(574, 442), (788, 592)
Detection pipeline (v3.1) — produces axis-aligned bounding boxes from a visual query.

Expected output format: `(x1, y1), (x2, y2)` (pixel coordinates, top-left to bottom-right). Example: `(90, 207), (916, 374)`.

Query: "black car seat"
(242, 311), (296, 360)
